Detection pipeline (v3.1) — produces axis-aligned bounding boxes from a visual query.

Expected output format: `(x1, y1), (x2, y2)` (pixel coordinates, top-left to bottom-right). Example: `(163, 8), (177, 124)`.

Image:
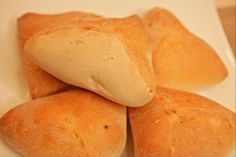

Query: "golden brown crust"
(22, 57), (70, 99)
(18, 12), (101, 47)
(143, 7), (228, 91)
(0, 89), (126, 157)
(129, 87), (235, 157)
(18, 12), (101, 99)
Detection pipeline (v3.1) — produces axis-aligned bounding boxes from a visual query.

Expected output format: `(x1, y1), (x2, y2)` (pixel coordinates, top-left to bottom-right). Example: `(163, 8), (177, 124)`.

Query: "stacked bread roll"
(0, 7), (234, 157)
(143, 8), (228, 90)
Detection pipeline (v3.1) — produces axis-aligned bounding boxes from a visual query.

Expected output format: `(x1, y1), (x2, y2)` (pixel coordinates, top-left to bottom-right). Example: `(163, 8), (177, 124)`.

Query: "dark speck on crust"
(104, 125), (109, 130)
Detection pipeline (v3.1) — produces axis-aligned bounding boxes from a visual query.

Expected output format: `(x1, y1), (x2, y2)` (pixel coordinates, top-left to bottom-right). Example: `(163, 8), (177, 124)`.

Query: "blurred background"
(214, 0), (235, 55)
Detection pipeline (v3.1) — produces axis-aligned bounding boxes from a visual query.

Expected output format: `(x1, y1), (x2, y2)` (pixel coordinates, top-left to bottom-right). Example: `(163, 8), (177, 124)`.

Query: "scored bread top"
(24, 15), (156, 107)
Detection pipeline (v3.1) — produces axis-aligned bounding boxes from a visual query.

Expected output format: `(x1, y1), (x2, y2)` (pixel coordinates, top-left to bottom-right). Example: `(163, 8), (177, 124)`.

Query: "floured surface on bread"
(143, 7), (228, 91)
(18, 12), (101, 99)
(129, 87), (235, 157)
(0, 89), (126, 157)
(24, 15), (156, 107)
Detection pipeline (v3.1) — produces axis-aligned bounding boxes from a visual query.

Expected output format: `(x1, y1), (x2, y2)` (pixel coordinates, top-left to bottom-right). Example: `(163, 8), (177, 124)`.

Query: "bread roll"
(129, 87), (235, 157)
(24, 15), (156, 107)
(143, 7), (228, 91)
(18, 12), (101, 99)
(0, 89), (126, 157)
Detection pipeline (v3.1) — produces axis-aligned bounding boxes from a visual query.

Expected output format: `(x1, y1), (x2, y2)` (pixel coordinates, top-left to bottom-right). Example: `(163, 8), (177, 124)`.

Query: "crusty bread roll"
(129, 87), (235, 157)
(0, 89), (126, 157)
(24, 15), (156, 107)
(143, 7), (228, 91)
(18, 12), (101, 99)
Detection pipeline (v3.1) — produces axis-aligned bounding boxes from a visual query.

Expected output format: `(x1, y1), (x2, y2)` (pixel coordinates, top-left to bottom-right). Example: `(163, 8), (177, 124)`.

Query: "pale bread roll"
(18, 12), (101, 99)
(24, 15), (156, 107)
(0, 89), (126, 157)
(143, 7), (228, 91)
(129, 87), (235, 157)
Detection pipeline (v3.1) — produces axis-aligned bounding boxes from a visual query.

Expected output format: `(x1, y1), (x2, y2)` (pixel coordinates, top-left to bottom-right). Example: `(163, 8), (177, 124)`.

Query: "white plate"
(0, 0), (235, 156)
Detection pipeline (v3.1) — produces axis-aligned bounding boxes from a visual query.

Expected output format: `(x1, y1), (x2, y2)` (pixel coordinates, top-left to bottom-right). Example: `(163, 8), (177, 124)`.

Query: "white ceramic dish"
(0, 0), (235, 156)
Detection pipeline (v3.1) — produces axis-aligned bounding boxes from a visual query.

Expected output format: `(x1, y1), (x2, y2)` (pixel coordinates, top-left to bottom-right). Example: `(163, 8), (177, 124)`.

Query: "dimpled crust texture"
(0, 89), (126, 157)
(129, 87), (235, 157)
(143, 7), (228, 91)
(18, 12), (101, 99)
(24, 15), (156, 107)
